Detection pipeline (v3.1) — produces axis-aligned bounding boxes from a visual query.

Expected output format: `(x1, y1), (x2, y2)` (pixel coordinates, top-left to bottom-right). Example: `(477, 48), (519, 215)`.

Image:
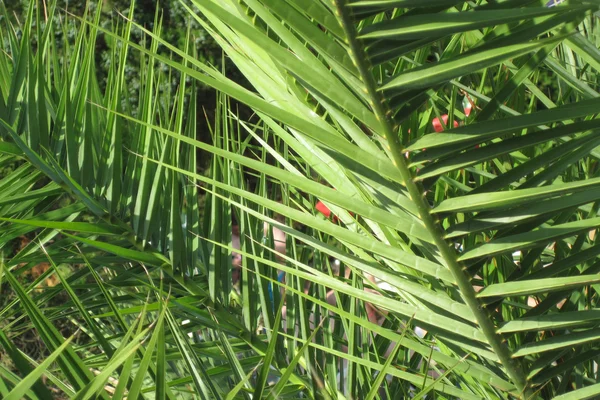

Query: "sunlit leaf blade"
(3, 335), (75, 400)
(478, 275), (600, 298)
(498, 310), (600, 334)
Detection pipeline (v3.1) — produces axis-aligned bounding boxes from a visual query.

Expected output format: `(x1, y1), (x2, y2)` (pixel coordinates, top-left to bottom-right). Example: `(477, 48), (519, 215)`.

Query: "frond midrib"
(331, 1), (532, 397)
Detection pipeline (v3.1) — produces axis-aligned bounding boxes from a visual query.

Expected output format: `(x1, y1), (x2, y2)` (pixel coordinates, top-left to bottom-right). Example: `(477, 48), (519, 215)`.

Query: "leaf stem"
(332, 1), (532, 397)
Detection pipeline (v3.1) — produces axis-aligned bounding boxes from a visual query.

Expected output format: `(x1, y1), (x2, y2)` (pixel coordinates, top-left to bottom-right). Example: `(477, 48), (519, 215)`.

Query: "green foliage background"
(2, 0), (600, 399)
(3, 0), (246, 160)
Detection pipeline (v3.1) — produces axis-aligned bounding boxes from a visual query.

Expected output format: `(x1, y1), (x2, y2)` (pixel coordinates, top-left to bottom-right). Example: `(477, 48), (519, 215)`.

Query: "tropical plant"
(2, 0), (600, 399)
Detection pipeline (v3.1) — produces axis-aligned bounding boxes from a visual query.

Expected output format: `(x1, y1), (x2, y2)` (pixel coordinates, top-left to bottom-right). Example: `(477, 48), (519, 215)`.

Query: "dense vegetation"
(2, 0), (600, 399)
